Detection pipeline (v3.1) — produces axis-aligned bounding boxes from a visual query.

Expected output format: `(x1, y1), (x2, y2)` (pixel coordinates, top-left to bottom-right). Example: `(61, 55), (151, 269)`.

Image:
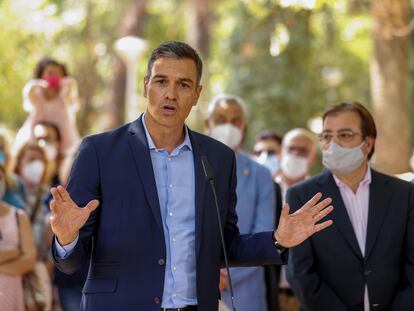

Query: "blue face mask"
(255, 152), (280, 176)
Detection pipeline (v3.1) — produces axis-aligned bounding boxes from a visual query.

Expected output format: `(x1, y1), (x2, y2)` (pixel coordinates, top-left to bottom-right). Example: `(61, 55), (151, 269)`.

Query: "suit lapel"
(317, 171), (363, 259)
(127, 115), (164, 233)
(364, 170), (392, 260)
(189, 131), (208, 259)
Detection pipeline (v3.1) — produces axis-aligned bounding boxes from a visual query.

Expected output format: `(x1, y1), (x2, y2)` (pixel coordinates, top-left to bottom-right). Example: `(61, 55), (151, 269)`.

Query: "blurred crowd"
(0, 57), (86, 311)
(1, 55), (413, 311)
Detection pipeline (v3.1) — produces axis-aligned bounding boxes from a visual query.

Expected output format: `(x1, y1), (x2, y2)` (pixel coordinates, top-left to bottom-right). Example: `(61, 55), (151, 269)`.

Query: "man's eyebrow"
(151, 74), (194, 84)
(152, 74), (167, 79)
(178, 78), (194, 84)
(322, 128), (354, 133)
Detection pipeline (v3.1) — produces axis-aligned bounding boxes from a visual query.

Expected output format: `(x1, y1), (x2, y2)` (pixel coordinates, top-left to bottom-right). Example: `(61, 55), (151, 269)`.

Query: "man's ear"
(364, 136), (375, 157)
(193, 84), (203, 106)
(143, 76), (149, 98)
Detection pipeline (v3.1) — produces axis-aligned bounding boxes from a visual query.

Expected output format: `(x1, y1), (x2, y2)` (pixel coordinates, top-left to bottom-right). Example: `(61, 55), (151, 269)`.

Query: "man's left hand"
(275, 192), (333, 248)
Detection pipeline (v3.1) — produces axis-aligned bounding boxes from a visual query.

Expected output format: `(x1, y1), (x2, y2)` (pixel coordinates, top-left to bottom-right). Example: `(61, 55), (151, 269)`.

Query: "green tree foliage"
(0, 0), (408, 155)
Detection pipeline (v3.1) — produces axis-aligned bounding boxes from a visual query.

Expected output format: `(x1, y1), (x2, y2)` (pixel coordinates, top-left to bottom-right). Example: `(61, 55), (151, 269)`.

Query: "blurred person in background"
(0, 161), (37, 311)
(14, 140), (54, 310)
(253, 130), (285, 311)
(287, 102), (414, 311)
(253, 130), (283, 179)
(0, 127), (26, 209)
(276, 128), (317, 311)
(32, 121), (65, 186)
(205, 94), (276, 311)
(14, 57), (81, 160)
(31, 122), (87, 311)
(276, 129), (317, 199)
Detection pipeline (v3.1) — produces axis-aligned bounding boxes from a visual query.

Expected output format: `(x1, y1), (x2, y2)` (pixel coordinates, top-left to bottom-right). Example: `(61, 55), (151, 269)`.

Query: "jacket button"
(154, 297), (161, 304)
(158, 259), (165, 265)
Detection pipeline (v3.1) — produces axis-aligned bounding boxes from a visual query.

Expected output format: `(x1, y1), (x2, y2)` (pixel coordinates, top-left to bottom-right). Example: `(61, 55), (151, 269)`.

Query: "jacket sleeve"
(252, 167), (276, 232)
(224, 153), (284, 267)
(228, 165), (276, 284)
(286, 186), (348, 311)
(52, 136), (101, 274)
(390, 183), (414, 311)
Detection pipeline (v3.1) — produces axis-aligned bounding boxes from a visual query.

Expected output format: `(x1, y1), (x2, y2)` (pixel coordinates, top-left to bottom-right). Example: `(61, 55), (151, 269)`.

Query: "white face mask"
(281, 154), (308, 179)
(210, 123), (242, 149)
(0, 179), (5, 200)
(322, 142), (365, 174)
(255, 152), (280, 175)
(22, 160), (45, 185)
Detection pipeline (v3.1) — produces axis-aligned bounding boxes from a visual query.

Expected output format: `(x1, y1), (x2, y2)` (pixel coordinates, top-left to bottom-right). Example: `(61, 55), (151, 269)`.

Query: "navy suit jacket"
(52, 115), (283, 311)
(286, 169), (414, 311)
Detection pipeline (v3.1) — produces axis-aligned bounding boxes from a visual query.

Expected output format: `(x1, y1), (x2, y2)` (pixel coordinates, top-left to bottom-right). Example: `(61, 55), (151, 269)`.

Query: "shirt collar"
(141, 113), (193, 153)
(333, 166), (372, 189)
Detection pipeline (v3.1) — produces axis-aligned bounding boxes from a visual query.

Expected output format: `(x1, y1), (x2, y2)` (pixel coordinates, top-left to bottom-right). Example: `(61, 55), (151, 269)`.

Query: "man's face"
(283, 136), (313, 160)
(322, 111), (373, 157)
(253, 139), (281, 158)
(144, 57), (202, 131)
(206, 101), (246, 132)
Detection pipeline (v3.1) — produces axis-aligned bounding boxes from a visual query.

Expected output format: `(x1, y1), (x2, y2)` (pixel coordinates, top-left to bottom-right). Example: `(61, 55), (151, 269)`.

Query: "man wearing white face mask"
(286, 101), (414, 311)
(205, 94), (276, 311)
(276, 128), (317, 311)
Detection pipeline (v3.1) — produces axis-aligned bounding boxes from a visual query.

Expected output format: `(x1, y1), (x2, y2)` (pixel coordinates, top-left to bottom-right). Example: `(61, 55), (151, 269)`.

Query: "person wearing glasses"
(49, 41), (334, 311)
(286, 101), (414, 311)
(253, 130), (283, 179)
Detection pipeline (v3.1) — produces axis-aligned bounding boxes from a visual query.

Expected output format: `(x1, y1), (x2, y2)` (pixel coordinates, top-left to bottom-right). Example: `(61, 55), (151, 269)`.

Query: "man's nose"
(165, 84), (178, 100)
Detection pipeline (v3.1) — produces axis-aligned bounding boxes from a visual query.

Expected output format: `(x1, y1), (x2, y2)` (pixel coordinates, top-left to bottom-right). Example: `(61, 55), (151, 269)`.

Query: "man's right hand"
(49, 185), (99, 246)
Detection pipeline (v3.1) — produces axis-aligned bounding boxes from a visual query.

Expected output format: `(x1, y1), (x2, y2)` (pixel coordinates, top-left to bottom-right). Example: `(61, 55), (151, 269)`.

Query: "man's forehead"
(151, 57), (197, 81)
(285, 135), (313, 148)
(214, 101), (243, 115)
(323, 111), (361, 129)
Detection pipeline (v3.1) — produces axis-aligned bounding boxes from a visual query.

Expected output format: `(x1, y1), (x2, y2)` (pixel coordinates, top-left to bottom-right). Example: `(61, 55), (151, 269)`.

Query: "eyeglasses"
(252, 149), (277, 156)
(318, 130), (362, 144)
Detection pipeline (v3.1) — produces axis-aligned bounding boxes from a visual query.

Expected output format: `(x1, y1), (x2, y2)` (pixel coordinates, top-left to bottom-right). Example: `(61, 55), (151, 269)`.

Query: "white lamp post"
(114, 36), (148, 122)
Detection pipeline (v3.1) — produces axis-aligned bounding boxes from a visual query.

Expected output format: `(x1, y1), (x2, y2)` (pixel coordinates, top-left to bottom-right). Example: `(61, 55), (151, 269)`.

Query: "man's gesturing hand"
(274, 192), (333, 248)
(49, 185), (99, 246)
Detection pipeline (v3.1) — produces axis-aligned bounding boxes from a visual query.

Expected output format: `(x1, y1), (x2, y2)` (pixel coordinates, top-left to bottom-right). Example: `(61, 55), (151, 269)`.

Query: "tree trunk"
(104, 0), (149, 130)
(187, 0), (212, 59)
(370, 0), (411, 174)
(77, 0), (98, 135)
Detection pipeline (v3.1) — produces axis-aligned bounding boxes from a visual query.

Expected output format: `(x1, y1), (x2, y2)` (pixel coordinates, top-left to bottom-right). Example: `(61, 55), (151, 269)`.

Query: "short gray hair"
(206, 93), (248, 120)
(282, 128), (317, 149)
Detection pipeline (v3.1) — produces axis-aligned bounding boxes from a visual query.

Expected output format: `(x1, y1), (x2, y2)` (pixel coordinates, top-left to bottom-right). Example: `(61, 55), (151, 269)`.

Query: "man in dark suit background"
(286, 101), (414, 311)
(49, 41), (333, 311)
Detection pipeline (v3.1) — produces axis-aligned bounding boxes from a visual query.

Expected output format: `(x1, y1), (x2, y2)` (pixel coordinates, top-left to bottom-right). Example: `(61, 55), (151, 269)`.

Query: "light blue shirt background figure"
(221, 151), (276, 311)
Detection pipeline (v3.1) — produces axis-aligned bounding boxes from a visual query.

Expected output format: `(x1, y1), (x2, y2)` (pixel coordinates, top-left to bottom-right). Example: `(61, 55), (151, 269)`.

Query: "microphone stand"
(201, 156), (236, 311)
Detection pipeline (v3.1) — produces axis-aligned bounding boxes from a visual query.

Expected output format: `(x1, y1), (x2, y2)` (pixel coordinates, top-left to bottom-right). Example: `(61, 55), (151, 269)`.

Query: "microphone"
(201, 156), (236, 311)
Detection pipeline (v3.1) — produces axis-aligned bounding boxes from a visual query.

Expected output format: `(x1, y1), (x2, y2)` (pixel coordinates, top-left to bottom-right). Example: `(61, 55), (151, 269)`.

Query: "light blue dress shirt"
(141, 117), (197, 308)
(55, 116), (197, 308)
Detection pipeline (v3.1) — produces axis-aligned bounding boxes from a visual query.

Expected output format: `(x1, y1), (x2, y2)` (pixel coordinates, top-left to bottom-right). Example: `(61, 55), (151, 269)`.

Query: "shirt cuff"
(54, 235), (79, 259)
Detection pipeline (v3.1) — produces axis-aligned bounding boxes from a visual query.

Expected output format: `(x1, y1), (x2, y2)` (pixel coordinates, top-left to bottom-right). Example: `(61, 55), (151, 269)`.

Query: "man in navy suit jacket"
(286, 101), (414, 311)
(49, 41), (333, 311)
